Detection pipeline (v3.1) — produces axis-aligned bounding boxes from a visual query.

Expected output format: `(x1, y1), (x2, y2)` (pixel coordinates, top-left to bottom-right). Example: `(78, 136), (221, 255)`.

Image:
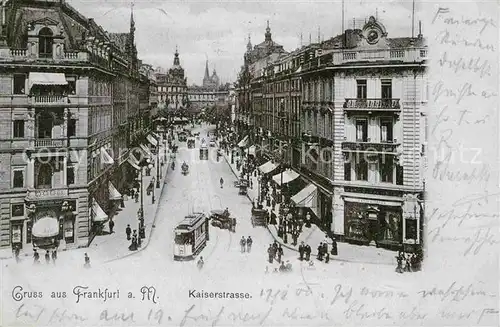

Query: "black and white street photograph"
(0, 0), (497, 326)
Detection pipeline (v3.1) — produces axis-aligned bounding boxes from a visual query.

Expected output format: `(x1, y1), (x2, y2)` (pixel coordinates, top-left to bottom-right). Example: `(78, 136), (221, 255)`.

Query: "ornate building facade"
(155, 49), (188, 112)
(235, 16), (428, 252)
(0, 0), (155, 251)
(202, 60), (220, 89)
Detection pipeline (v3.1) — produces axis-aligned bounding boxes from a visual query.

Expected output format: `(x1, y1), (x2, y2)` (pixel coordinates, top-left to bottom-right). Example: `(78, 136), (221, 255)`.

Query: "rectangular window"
(68, 119), (76, 137)
(380, 119), (393, 142)
(12, 168), (25, 188)
(13, 74), (26, 94)
(344, 162), (351, 181)
(380, 156), (394, 183)
(67, 166), (75, 185)
(356, 80), (367, 99)
(355, 157), (368, 181)
(11, 204), (24, 217)
(381, 79), (392, 99)
(13, 120), (25, 138)
(396, 165), (404, 185)
(356, 119), (368, 142)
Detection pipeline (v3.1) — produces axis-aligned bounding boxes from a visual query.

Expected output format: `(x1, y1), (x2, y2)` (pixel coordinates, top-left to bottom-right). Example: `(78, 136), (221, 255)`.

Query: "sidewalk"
(219, 140), (396, 266)
(0, 141), (172, 263)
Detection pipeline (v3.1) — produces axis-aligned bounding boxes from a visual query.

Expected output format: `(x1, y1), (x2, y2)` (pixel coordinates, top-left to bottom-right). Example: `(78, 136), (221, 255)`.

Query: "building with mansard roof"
(234, 15), (428, 254)
(0, 0), (158, 251)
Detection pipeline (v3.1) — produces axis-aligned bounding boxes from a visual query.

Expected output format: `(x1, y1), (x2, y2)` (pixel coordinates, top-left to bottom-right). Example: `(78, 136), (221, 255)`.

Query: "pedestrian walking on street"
(109, 218), (115, 234)
(84, 253), (91, 268)
(322, 242), (328, 258)
(304, 244), (311, 261)
(267, 244), (274, 263)
(220, 177), (224, 189)
(277, 245), (284, 263)
(45, 250), (50, 264)
(52, 250), (57, 264)
(298, 242), (305, 261)
(317, 243), (324, 261)
(325, 252), (330, 263)
(33, 249), (40, 264)
(126, 224), (132, 240)
(246, 236), (253, 253)
(134, 192), (139, 203)
(240, 236), (246, 253)
(331, 238), (338, 256)
(197, 256), (204, 270)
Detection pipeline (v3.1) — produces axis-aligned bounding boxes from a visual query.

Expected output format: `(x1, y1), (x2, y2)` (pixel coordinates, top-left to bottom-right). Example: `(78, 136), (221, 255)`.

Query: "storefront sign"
(65, 229), (73, 238)
(28, 188), (68, 200)
(11, 225), (22, 243)
(344, 197), (401, 207)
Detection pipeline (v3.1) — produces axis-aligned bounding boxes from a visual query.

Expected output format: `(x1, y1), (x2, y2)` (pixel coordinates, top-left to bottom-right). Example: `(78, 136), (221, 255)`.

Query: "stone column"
(27, 158), (34, 188)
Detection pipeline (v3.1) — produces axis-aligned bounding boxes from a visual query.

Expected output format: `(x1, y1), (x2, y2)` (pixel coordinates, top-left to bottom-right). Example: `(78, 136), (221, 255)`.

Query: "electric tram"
(199, 144), (208, 160)
(173, 213), (209, 261)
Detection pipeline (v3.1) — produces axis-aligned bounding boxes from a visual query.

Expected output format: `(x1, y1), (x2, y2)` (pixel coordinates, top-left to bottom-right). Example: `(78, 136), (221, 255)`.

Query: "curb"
(104, 155), (172, 264)
(221, 151), (253, 203)
(220, 150), (393, 267)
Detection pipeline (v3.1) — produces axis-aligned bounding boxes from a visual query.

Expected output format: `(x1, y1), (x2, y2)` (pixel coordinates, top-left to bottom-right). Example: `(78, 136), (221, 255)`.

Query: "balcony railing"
(26, 187), (69, 201)
(344, 98), (401, 110)
(341, 141), (400, 153)
(332, 47), (427, 65)
(32, 95), (68, 105)
(2, 49), (90, 63)
(35, 138), (67, 148)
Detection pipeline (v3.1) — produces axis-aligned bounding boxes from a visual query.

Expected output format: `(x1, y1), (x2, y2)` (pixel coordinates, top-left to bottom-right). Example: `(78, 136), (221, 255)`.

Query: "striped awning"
(127, 154), (141, 171)
(258, 160), (278, 174)
(108, 182), (122, 200)
(92, 199), (108, 222)
(291, 184), (317, 208)
(147, 134), (158, 146)
(100, 147), (114, 164)
(139, 144), (153, 158)
(272, 169), (300, 185)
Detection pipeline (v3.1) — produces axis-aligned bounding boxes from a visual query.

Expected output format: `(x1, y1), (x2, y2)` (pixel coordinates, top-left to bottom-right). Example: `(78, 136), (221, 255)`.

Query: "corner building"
(236, 16), (427, 252)
(0, 0), (153, 251)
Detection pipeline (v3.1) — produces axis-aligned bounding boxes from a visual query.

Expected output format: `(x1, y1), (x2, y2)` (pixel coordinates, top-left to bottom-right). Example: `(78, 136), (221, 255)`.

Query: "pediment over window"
(30, 17), (61, 27)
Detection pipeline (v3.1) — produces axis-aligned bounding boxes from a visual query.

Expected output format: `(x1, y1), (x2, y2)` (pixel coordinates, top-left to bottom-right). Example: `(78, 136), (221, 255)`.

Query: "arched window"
(39, 27), (53, 58)
(37, 163), (53, 189)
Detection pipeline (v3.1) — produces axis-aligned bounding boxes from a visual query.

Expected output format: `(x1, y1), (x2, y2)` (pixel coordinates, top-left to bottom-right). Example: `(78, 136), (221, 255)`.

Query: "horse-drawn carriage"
(181, 162), (189, 175)
(234, 179), (249, 196)
(209, 209), (236, 232)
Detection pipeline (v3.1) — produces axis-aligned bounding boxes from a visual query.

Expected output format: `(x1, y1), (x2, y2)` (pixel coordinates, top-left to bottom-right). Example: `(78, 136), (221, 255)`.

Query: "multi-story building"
(187, 83), (232, 112)
(0, 0), (154, 251)
(155, 49), (188, 112)
(236, 16), (428, 252)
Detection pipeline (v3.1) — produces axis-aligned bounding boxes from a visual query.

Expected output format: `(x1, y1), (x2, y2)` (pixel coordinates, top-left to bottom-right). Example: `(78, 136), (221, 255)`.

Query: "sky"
(69, 0), (426, 85)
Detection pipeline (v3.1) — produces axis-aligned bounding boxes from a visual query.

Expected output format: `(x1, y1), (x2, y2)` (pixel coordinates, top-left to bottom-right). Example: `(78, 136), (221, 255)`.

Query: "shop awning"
(28, 72), (67, 90)
(100, 147), (114, 164)
(272, 169), (300, 185)
(248, 145), (256, 156)
(291, 184), (318, 208)
(151, 132), (161, 140)
(109, 182), (122, 200)
(139, 144), (153, 158)
(237, 135), (249, 148)
(92, 199), (108, 222)
(127, 154), (141, 171)
(147, 134), (158, 146)
(258, 160), (278, 174)
(32, 217), (59, 238)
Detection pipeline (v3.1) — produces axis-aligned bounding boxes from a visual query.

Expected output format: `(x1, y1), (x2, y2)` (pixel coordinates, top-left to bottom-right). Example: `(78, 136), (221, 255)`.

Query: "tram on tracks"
(173, 213), (209, 261)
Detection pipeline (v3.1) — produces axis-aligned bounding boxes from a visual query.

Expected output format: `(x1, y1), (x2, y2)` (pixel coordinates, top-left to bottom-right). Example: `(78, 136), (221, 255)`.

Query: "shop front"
(343, 197), (403, 250)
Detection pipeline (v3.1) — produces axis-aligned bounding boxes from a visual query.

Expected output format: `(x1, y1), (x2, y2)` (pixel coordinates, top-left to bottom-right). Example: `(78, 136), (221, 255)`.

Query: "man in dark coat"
(45, 250), (50, 264)
(33, 249), (40, 264)
(267, 245), (274, 263)
(126, 224), (132, 240)
(246, 236), (253, 253)
(52, 250), (57, 264)
(109, 219), (115, 234)
(304, 244), (311, 261)
(298, 242), (305, 260)
(331, 238), (338, 256)
(317, 243), (324, 261)
(240, 236), (246, 253)
(277, 245), (284, 263)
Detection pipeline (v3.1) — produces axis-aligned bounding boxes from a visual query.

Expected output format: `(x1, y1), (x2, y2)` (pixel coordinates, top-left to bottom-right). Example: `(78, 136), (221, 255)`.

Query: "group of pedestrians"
(126, 224), (140, 251)
(266, 241), (284, 263)
(240, 236), (253, 253)
(395, 251), (422, 273)
(32, 249), (57, 265)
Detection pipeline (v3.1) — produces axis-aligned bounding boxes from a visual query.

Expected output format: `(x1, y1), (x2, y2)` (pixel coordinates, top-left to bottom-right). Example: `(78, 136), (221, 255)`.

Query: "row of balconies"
(8, 49), (92, 63)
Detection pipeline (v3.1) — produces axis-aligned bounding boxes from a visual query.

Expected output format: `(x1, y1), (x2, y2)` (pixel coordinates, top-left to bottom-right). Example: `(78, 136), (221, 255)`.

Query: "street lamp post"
(156, 145), (160, 188)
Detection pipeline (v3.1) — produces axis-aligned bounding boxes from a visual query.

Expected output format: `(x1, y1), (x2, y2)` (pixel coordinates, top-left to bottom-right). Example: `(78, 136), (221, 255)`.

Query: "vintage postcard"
(0, 0), (498, 326)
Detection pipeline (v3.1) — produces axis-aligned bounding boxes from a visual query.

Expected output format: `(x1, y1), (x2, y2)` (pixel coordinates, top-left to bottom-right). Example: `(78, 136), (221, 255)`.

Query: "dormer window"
(39, 27), (54, 58)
